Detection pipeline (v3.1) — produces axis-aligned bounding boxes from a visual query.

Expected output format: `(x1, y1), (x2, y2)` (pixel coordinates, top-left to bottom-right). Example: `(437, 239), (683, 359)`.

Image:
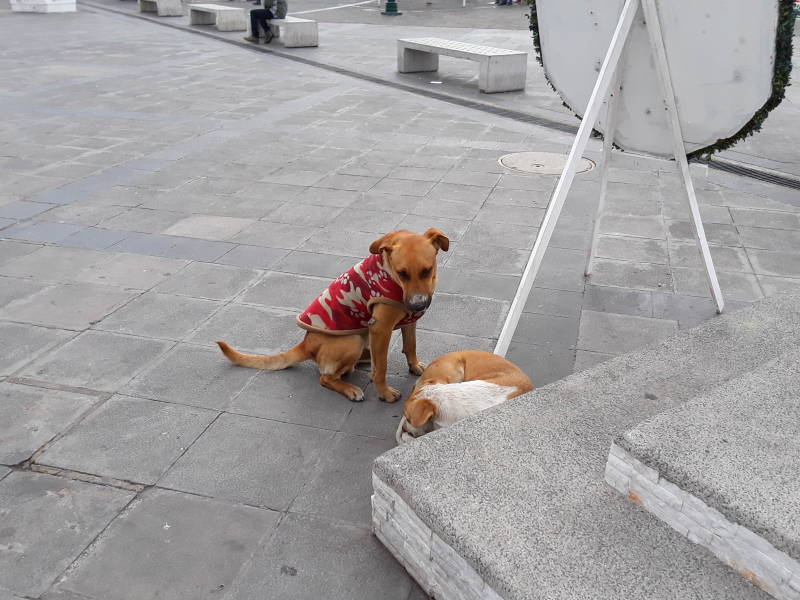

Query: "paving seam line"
(77, 0), (800, 191)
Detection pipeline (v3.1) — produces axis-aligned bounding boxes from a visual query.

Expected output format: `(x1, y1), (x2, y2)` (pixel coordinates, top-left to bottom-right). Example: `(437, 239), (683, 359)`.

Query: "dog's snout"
(406, 294), (431, 312)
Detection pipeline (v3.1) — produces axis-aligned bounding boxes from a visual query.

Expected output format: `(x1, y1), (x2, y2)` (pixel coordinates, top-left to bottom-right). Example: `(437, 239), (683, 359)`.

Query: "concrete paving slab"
(596, 235), (669, 265)
(223, 512), (414, 600)
(240, 271), (332, 312)
(188, 303), (298, 352)
(93, 291), (221, 341)
(153, 262), (259, 301)
(0, 382), (96, 465)
(229, 365), (368, 430)
(437, 268), (518, 302)
(298, 229), (379, 257)
(0, 471), (133, 598)
(161, 215), (255, 241)
(505, 342), (576, 387)
(22, 331), (172, 392)
(2, 222), (84, 244)
(215, 244), (289, 270)
(160, 412), (334, 510)
(0, 201), (53, 220)
(446, 243), (529, 276)
(583, 285), (653, 318)
(60, 488), (279, 600)
(513, 312), (579, 350)
(38, 395), (216, 484)
(75, 254), (188, 290)
(0, 323), (74, 377)
(588, 259), (675, 293)
(0, 283), (137, 331)
(420, 292), (506, 339)
(0, 241), (40, 266)
(0, 246), (113, 283)
(123, 344), (255, 411)
(60, 227), (131, 251)
(0, 277), (49, 311)
(577, 310), (678, 355)
(109, 232), (235, 262)
(672, 268), (764, 302)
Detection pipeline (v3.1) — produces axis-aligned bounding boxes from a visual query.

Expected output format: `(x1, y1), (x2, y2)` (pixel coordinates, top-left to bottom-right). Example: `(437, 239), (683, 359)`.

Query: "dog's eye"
(420, 268), (431, 279)
(397, 269), (410, 281)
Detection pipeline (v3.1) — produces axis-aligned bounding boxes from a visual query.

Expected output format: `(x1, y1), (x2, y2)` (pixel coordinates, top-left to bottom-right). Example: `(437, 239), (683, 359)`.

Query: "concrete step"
(607, 345), (800, 600)
(372, 292), (800, 600)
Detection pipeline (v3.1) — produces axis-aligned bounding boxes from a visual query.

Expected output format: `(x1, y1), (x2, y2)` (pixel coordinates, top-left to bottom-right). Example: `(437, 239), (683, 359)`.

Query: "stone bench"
(397, 37), (527, 93)
(188, 3), (247, 31)
(138, 0), (181, 16)
(373, 292), (800, 599)
(247, 16), (318, 48)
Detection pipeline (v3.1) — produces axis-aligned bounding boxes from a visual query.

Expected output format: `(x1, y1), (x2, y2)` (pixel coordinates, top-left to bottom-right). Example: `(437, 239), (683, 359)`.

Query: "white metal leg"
(585, 75), (621, 277)
(641, 0), (724, 313)
(493, 0), (640, 357)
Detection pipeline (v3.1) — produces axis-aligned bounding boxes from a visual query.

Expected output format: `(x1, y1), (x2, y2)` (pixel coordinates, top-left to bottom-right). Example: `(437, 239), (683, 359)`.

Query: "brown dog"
(398, 350), (533, 442)
(216, 229), (449, 402)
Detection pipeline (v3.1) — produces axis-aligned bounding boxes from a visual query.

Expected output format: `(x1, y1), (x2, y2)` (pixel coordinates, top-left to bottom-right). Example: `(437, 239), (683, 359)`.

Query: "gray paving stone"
(215, 244), (289, 270)
(2, 221), (84, 244)
(154, 262), (258, 301)
(265, 203), (343, 228)
(75, 254), (188, 290)
(596, 235), (668, 264)
(730, 208), (800, 230)
(737, 225), (800, 252)
(0, 246), (112, 282)
(0, 472), (133, 598)
(272, 250), (356, 278)
(599, 214), (666, 239)
(672, 268), (764, 302)
(483, 187), (551, 208)
(461, 221), (539, 250)
(746, 248), (800, 279)
(30, 200), (128, 227)
(0, 240), (40, 266)
(60, 488), (279, 600)
(291, 434), (396, 526)
(0, 282), (136, 330)
(161, 215), (254, 241)
(494, 174), (555, 192)
(299, 228), (377, 257)
(588, 259), (674, 292)
(666, 220), (741, 247)
(230, 221), (318, 250)
(223, 512), (413, 600)
(446, 243), (528, 276)
(22, 331), (172, 392)
(583, 284), (653, 318)
(38, 395), (215, 484)
(395, 214), (470, 241)
(0, 323), (74, 377)
(110, 232), (235, 262)
(577, 309), (678, 354)
(388, 166), (449, 182)
(94, 291), (221, 340)
(0, 277), (48, 309)
(123, 344), (255, 411)
(523, 287), (583, 318)
(650, 292), (739, 329)
(293, 187), (360, 208)
(473, 204), (546, 226)
(188, 304), (299, 353)
(550, 226), (591, 251)
(0, 380), (97, 466)
(514, 312), (579, 350)
(160, 413), (333, 509)
(60, 227), (131, 250)
(669, 241), (751, 272)
(0, 467), (9, 481)
(329, 207), (406, 234)
(758, 275), (800, 296)
(230, 364), (369, 429)
(505, 342), (576, 387)
(240, 272), (331, 312)
(370, 178), (436, 197)
(0, 200), (52, 219)
(421, 292), (506, 339)
(573, 349), (615, 372)
(410, 198), (481, 220)
(436, 268), (518, 302)
(535, 247), (588, 293)
(441, 169), (501, 188)
(314, 173), (380, 192)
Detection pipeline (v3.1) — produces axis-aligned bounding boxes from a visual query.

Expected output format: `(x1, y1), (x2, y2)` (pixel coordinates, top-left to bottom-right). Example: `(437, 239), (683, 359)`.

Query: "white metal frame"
(494, 0), (724, 357)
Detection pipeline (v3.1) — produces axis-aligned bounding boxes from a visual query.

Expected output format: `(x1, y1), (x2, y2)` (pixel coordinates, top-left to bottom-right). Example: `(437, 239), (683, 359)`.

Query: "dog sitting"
(397, 350), (533, 444)
(217, 229), (449, 403)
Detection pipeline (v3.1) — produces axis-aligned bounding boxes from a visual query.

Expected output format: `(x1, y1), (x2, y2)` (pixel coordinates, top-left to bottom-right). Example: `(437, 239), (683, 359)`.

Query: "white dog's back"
(417, 380), (518, 429)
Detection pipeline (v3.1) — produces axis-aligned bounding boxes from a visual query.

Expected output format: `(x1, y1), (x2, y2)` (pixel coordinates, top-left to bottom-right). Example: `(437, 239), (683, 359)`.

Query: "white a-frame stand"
(494, 0), (725, 357)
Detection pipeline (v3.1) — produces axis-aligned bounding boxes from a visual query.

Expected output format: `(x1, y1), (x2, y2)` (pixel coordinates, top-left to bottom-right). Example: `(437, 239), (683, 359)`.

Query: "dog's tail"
(216, 341), (309, 371)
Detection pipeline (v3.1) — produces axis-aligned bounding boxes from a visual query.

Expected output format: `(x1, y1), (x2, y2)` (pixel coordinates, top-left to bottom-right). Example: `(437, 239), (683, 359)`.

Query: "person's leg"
(245, 9), (264, 41)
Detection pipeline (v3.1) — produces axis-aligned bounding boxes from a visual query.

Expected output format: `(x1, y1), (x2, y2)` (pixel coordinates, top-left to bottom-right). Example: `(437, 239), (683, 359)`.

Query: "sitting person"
(244, 0), (287, 44)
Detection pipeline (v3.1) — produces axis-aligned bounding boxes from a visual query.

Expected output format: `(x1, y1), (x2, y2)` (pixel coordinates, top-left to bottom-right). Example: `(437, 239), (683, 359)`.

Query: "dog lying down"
(396, 350), (533, 444)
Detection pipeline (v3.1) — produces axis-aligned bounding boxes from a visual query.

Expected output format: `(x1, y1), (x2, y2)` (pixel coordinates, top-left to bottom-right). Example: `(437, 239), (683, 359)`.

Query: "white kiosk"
(495, 0), (794, 356)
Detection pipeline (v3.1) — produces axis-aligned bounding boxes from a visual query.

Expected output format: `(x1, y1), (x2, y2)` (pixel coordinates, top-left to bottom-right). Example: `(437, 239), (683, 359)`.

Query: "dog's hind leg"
(216, 341), (309, 370)
(316, 335), (365, 402)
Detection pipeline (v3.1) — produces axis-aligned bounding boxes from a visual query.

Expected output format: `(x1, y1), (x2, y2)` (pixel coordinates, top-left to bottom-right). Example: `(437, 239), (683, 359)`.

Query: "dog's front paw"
(344, 385), (365, 402)
(377, 385), (401, 403)
(408, 361), (425, 376)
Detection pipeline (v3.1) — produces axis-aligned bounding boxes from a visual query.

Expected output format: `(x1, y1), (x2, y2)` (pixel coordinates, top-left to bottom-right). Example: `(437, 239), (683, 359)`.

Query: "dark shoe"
(263, 29), (274, 43)
(243, 35), (259, 43)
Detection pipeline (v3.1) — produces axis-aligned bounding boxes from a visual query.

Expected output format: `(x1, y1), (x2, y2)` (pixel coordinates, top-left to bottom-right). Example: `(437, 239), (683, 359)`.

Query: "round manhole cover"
(499, 151), (594, 175)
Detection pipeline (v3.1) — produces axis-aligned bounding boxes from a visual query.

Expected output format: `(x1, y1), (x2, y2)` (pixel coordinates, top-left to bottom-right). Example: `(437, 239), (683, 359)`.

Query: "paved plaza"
(0, 1), (798, 598)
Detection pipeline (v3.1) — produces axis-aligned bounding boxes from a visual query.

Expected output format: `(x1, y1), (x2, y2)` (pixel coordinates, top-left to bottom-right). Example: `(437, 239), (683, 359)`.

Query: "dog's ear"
(369, 232), (397, 255)
(424, 228), (450, 252)
(405, 397), (436, 428)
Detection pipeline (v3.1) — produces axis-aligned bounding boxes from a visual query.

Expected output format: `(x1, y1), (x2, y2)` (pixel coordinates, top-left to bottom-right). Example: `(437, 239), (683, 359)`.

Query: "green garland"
(526, 0), (795, 157)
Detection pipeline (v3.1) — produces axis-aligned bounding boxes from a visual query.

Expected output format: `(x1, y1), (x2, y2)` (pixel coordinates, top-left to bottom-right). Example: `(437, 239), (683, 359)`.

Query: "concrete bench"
(138, 0), (181, 16)
(188, 3), (246, 31)
(397, 37), (527, 93)
(247, 16), (318, 47)
(373, 292), (800, 599)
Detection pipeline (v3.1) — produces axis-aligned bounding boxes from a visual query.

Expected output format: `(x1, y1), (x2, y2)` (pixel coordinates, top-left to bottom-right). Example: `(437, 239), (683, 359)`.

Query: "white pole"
(641, 0), (724, 313)
(494, 0), (640, 357)
(585, 74), (621, 277)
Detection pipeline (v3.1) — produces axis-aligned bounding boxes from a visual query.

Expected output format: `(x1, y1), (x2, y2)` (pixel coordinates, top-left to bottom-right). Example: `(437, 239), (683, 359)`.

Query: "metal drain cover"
(499, 151), (594, 175)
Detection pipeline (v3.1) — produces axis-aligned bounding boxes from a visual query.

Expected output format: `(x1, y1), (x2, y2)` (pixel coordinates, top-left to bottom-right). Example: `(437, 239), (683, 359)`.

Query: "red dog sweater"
(297, 254), (424, 335)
